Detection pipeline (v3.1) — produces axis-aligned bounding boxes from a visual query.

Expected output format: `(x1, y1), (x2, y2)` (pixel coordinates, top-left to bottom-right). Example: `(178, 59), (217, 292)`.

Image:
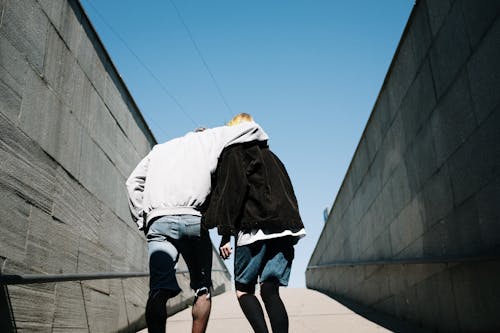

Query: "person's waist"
(146, 207), (201, 222)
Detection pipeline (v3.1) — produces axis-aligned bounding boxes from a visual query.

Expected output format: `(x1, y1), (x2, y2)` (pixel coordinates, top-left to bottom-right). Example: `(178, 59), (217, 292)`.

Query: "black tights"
(238, 293), (269, 333)
(261, 282), (289, 333)
(145, 289), (172, 333)
(238, 281), (289, 333)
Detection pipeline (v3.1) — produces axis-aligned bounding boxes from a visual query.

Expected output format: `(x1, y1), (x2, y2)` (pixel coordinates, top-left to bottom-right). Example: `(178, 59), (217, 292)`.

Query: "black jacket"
(202, 141), (304, 236)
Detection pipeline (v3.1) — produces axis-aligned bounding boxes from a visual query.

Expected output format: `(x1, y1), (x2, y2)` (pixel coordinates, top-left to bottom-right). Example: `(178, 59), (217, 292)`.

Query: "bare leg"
(192, 290), (211, 333)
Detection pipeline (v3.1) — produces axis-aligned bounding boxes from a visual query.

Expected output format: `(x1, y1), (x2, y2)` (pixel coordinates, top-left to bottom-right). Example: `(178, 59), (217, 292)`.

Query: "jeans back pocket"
(183, 221), (201, 238)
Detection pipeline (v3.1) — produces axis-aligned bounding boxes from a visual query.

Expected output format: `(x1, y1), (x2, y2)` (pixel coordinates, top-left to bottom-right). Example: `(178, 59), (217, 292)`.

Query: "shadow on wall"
(325, 291), (432, 333)
(0, 285), (16, 333)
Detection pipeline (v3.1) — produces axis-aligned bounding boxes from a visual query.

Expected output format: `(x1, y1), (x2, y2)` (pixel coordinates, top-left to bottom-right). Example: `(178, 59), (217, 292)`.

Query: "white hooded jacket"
(126, 121), (268, 230)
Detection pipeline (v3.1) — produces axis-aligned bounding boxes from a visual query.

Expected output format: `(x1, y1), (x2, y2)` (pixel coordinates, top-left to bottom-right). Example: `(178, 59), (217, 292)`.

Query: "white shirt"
(237, 228), (306, 247)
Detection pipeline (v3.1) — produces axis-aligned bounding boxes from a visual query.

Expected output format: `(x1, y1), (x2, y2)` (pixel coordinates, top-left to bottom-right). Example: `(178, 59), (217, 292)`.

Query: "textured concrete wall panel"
(467, 16), (500, 123)
(429, 3), (471, 99)
(448, 106), (500, 207)
(0, 34), (28, 124)
(407, 1), (432, 69)
(55, 0), (83, 56)
(477, 175), (500, 250)
(451, 261), (500, 331)
(380, 114), (405, 189)
(386, 35), (417, 116)
(390, 197), (424, 257)
(110, 280), (131, 332)
(43, 27), (68, 99)
(26, 206), (79, 275)
(0, 0), (5, 26)
(404, 124), (438, 194)
(419, 163), (453, 232)
(104, 76), (131, 138)
(0, 187), (31, 264)
(52, 282), (88, 331)
(430, 70), (477, 167)
(19, 70), (84, 176)
(400, 59), (436, 146)
(82, 286), (116, 333)
(9, 283), (56, 332)
(0, 112), (56, 214)
(1, 0), (49, 73)
(426, 0), (451, 37)
(460, 0), (500, 49)
(53, 167), (102, 242)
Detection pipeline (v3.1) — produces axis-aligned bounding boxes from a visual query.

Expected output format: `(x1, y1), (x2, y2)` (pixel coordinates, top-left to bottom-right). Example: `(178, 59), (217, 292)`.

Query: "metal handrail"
(0, 272), (148, 285)
(0, 268), (229, 285)
(306, 253), (500, 270)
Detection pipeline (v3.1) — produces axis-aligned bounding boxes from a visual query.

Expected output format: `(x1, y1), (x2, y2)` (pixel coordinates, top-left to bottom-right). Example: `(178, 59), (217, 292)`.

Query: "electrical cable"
(84, 0), (200, 129)
(169, 0), (234, 118)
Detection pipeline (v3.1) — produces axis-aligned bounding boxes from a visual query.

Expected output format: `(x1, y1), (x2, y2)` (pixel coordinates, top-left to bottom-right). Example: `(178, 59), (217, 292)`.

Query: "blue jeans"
(147, 215), (212, 296)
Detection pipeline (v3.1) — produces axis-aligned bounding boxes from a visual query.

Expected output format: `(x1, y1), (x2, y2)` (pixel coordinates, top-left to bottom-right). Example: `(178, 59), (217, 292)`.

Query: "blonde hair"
(227, 113), (253, 126)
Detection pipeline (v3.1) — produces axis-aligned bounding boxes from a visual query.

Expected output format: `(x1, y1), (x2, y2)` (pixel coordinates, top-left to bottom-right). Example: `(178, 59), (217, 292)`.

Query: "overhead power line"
(84, 0), (199, 130)
(169, 0), (234, 118)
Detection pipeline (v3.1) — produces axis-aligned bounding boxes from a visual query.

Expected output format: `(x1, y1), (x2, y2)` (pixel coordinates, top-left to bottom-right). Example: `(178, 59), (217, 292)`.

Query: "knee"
(193, 286), (212, 307)
(235, 281), (255, 299)
(146, 289), (172, 317)
(148, 289), (172, 303)
(194, 287), (211, 300)
(260, 281), (279, 303)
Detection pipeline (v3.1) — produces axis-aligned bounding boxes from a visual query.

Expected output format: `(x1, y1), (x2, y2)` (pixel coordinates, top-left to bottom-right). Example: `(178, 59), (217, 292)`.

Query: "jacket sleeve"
(203, 122), (268, 171)
(125, 154), (150, 229)
(203, 146), (248, 236)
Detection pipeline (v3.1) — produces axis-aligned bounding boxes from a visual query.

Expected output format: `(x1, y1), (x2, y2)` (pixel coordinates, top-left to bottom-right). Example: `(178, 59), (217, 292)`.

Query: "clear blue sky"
(80, 0), (414, 288)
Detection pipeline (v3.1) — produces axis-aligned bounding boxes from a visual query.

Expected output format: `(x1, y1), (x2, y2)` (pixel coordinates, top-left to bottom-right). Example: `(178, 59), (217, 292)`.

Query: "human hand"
(219, 242), (232, 259)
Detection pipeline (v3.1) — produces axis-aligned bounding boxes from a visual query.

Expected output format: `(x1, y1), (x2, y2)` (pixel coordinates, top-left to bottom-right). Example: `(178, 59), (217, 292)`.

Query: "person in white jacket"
(126, 121), (268, 333)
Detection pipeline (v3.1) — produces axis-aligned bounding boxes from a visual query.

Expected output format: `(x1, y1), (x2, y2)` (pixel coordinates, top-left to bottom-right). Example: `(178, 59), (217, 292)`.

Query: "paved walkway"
(138, 288), (391, 332)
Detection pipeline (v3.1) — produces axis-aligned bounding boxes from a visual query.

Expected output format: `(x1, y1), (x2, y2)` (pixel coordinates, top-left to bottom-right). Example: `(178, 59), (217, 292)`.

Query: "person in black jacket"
(203, 113), (305, 333)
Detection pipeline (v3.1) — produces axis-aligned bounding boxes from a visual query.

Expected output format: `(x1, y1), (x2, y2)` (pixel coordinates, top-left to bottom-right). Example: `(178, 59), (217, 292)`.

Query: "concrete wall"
(306, 0), (500, 332)
(0, 0), (230, 332)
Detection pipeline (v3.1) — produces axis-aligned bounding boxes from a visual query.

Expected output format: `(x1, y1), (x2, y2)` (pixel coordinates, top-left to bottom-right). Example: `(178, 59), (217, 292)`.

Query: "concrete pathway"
(138, 288), (391, 332)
